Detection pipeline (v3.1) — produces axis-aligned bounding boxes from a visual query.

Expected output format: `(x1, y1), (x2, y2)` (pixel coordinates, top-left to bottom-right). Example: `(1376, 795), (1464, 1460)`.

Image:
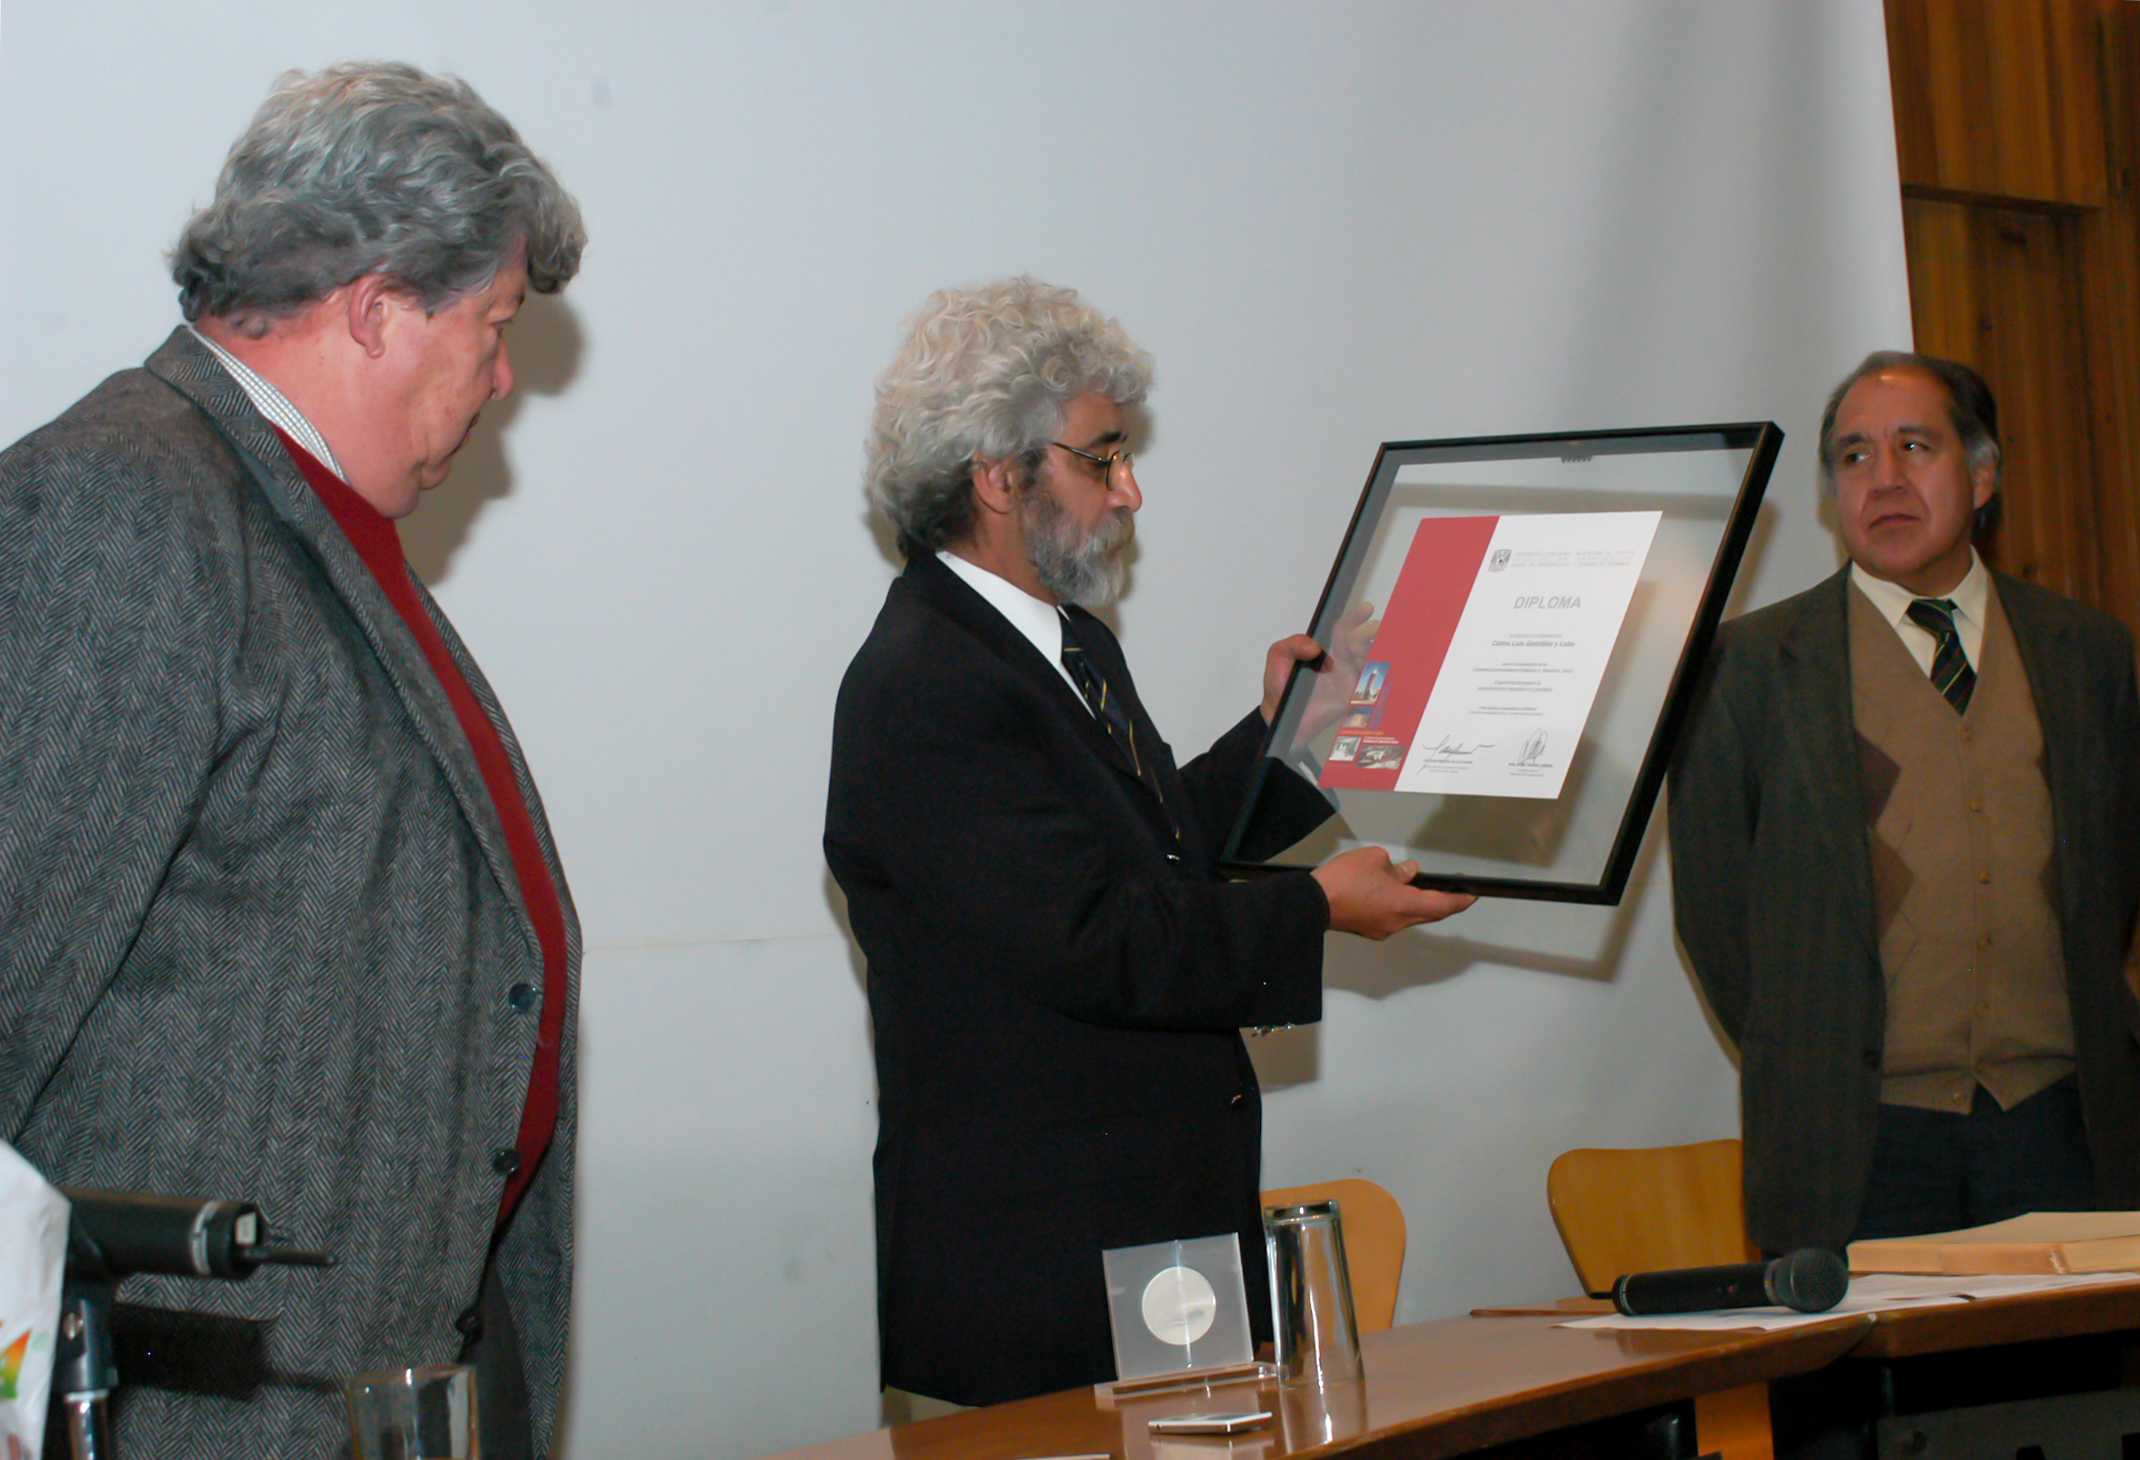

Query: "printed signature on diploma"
(1422, 734), (1494, 764)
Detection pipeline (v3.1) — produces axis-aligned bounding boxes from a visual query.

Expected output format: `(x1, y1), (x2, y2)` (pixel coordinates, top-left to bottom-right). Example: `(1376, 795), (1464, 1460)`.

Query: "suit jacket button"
(1229, 1093), (1246, 1107)
(491, 1148), (523, 1176)
(508, 982), (538, 1011)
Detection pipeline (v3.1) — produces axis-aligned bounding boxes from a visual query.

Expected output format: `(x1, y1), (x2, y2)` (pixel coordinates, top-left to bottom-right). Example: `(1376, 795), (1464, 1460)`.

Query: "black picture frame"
(1222, 422), (1781, 905)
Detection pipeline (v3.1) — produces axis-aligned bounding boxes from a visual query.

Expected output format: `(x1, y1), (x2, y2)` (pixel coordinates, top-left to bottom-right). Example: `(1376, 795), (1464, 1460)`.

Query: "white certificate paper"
(1320, 512), (1659, 800)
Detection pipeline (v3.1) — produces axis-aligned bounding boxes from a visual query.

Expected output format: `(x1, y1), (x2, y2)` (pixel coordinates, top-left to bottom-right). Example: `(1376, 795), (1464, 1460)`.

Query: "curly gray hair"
(172, 62), (585, 328)
(866, 276), (1153, 558)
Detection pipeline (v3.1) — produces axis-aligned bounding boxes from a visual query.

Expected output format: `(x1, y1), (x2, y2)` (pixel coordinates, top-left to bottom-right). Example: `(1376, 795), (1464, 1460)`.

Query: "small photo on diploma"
(1318, 511), (1660, 800)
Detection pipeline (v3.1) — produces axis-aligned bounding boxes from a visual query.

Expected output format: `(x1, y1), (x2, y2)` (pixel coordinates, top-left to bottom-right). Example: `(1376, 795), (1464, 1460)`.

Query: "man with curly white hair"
(0, 63), (584, 1457)
(826, 277), (1470, 1411)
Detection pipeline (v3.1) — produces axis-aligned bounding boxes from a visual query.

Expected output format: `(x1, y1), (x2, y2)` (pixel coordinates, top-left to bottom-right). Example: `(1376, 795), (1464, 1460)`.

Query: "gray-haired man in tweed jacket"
(0, 64), (586, 1457)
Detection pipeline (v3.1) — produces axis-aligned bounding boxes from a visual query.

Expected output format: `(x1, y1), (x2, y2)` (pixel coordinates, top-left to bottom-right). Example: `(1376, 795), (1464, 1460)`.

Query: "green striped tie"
(1905, 597), (1976, 714)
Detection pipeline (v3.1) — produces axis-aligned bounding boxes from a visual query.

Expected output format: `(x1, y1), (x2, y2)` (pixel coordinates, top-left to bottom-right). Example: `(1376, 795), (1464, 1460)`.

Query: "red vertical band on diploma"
(1321, 515), (1499, 790)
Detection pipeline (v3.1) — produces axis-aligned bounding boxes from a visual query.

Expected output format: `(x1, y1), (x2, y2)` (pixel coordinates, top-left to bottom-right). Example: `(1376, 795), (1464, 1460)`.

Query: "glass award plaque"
(1224, 423), (1779, 904)
(1101, 1232), (1254, 1381)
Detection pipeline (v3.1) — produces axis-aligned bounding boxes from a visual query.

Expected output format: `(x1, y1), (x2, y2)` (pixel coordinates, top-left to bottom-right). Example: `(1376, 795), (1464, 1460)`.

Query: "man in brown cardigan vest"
(1670, 351), (2140, 1255)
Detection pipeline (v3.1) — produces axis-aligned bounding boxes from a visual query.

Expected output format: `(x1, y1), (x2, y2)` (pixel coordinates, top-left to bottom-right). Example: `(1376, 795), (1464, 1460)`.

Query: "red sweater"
(277, 429), (566, 1225)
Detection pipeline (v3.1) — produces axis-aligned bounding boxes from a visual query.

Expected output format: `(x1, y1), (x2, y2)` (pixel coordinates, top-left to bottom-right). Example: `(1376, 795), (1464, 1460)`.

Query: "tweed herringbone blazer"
(0, 330), (580, 1455)
(1668, 566), (2140, 1254)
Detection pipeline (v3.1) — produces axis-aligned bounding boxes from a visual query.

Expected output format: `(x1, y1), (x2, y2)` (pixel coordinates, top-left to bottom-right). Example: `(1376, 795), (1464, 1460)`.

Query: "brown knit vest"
(1848, 582), (2073, 1114)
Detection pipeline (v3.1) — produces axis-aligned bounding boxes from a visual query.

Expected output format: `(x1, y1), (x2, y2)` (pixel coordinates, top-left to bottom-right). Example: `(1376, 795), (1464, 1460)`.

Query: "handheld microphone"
(61, 1186), (333, 1281)
(1609, 1247), (1848, 1316)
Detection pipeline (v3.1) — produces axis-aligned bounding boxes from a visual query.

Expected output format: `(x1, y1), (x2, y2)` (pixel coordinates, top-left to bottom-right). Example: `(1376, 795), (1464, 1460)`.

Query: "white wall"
(0, 4), (1911, 1457)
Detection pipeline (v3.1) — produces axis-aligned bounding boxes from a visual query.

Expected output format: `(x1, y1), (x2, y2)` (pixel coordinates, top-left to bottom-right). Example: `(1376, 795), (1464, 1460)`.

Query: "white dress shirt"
(1850, 549), (1989, 676)
(937, 551), (1092, 708)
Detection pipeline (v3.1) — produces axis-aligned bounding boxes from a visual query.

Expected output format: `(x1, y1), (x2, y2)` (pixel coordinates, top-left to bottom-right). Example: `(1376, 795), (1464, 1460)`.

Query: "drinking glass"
(346, 1363), (479, 1459)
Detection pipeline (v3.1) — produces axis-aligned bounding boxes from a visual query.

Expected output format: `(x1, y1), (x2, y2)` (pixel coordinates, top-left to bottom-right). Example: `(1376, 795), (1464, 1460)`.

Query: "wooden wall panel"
(2079, 1), (2140, 635)
(1888, 0), (2109, 205)
(1888, 0), (2140, 643)
(1900, 198), (1982, 354)
(1905, 198), (2102, 603)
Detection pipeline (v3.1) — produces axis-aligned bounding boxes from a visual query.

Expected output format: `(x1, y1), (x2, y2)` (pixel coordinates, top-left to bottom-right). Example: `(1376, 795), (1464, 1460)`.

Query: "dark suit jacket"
(824, 553), (1332, 1406)
(1669, 566), (2140, 1253)
(0, 331), (579, 1455)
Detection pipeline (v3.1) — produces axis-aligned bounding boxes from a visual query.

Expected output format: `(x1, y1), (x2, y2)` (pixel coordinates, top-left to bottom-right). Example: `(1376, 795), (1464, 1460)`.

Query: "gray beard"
(1021, 487), (1134, 607)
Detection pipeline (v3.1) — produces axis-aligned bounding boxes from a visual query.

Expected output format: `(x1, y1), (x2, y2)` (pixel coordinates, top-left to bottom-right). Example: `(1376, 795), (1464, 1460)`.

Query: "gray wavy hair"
(866, 276), (1153, 558)
(172, 62), (585, 328)
(1817, 350), (2002, 492)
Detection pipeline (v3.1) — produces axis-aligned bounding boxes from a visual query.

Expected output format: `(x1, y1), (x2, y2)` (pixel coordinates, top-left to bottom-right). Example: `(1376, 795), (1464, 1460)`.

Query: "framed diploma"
(1224, 422), (1780, 904)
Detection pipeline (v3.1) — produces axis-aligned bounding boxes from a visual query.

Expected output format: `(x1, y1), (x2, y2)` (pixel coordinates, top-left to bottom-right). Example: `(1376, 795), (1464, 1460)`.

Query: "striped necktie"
(1060, 613), (1179, 819)
(1904, 597), (1976, 714)
(1060, 618), (1143, 775)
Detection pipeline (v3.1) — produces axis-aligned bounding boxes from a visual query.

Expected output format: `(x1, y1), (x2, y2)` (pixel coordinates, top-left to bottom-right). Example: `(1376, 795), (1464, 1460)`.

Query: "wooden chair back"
(1544, 1139), (1770, 1460)
(1259, 1177), (1406, 1332)
(1546, 1138), (1757, 1293)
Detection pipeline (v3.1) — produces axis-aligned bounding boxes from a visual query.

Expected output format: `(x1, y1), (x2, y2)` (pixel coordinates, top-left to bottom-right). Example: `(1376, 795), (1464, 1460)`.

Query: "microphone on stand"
(61, 1187), (332, 1280)
(53, 1187), (332, 1460)
(1610, 1247), (1849, 1316)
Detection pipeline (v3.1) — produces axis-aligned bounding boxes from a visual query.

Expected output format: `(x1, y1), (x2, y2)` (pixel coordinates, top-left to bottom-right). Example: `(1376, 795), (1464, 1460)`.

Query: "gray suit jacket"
(0, 330), (579, 1455)
(1668, 566), (2140, 1253)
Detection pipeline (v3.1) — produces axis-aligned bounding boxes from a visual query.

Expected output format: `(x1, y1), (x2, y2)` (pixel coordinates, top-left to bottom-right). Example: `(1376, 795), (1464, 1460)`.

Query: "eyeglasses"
(1052, 440), (1135, 481)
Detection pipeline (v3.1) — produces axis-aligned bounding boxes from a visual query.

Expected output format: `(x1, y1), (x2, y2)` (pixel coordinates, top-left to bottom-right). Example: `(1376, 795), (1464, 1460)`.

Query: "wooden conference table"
(762, 1282), (2140, 1460)
(764, 1314), (1867, 1460)
(1773, 1278), (2140, 1459)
